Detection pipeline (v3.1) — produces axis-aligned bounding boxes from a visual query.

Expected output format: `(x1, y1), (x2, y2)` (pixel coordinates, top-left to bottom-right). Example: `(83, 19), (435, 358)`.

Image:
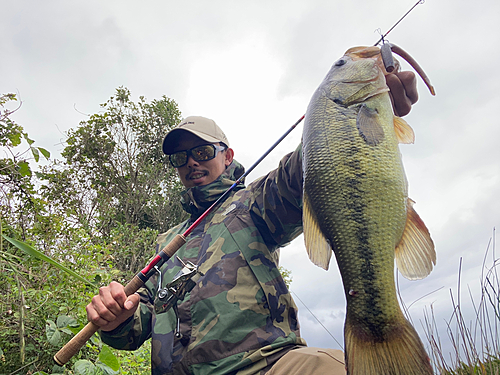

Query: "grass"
(423, 229), (500, 375)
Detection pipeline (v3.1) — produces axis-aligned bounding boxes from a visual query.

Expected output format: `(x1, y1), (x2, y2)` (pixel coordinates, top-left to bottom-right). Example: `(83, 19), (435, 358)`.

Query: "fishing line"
(374, 0), (426, 46)
(291, 290), (344, 349)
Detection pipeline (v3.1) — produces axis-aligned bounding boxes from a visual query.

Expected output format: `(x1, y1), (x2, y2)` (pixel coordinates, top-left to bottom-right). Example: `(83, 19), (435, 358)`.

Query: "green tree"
(1, 89), (186, 374)
(40, 87), (186, 277)
(64, 87), (184, 230)
(0, 93), (58, 373)
(0, 93), (50, 238)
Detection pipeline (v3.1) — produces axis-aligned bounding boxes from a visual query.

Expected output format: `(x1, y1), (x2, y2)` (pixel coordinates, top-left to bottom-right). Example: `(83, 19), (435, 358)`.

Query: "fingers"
(397, 71), (418, 104)
(86, 281), (140, 331)
(125, 293), (140, 311)
(386, 71), (418, 117)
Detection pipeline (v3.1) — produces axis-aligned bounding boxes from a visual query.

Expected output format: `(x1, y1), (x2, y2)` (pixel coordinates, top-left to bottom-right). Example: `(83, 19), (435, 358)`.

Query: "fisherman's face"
(172, 132), (234, 188)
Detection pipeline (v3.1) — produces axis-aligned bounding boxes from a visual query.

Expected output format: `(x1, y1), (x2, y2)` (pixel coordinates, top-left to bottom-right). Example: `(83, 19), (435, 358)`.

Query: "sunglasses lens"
(169, 145), (222, 168)
(170, 152), (187, 168)
(192, 145), (215, 161)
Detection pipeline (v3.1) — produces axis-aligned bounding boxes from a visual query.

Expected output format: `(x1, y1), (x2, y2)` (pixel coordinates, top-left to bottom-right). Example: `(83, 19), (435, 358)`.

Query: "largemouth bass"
(302, 45), (436, 375)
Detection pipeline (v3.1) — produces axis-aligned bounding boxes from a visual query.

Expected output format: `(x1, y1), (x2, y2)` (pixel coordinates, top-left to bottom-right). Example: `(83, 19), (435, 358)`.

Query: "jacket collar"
(180, 160), (246, 218)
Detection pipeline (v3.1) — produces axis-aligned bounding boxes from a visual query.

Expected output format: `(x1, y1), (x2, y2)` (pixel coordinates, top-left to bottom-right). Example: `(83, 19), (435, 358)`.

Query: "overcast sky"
(2, 0), (500, 367)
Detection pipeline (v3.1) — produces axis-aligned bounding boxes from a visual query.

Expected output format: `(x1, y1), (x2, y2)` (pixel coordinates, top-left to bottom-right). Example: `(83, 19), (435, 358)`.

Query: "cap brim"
(162, 128), (222, 155)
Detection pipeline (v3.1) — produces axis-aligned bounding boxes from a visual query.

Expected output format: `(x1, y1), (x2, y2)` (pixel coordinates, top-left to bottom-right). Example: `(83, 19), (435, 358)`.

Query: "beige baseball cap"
(162, 116), (230, 155)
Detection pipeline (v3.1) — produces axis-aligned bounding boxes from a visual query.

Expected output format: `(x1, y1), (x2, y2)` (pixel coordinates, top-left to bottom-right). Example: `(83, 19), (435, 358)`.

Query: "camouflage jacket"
(101, 146), (307, 374)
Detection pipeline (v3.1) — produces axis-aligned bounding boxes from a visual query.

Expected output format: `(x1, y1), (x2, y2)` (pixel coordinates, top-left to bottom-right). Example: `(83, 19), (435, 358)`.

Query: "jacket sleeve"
(249, 144), (303, 249)
(99, 286), (154, 350)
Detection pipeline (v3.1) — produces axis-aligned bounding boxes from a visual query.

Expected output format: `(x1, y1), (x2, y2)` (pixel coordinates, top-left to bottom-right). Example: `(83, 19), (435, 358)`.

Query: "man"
(87, 72), (418, 374)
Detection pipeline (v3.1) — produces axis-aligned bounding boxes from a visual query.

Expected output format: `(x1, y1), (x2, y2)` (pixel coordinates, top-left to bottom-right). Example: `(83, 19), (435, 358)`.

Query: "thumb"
(124, 293), (140, 311)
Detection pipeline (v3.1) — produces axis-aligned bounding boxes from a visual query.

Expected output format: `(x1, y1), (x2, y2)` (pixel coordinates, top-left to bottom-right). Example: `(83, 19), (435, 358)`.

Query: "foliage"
(59, 87), (185, 233)
(279, 266), (293, 289)
(0, 93), (50, 240)
(3, 235), (98, 289)
(441, 358), (500, 375)
(37, 87), (186, 278)
(0, 89), (185, 374)
(0, 93), (57, 373)
(1, 88), (292, 375)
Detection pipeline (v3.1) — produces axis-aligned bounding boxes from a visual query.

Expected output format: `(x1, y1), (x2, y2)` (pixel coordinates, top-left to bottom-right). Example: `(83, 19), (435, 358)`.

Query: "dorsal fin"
(393, 116), (415, 144)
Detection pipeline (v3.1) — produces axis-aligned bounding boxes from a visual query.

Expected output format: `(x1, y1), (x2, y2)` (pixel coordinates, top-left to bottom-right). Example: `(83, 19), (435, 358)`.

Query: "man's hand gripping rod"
(53, 114), (305, 366)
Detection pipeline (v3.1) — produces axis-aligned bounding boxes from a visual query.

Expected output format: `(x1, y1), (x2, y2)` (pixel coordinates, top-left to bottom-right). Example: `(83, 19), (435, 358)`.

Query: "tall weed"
(424, 230), (500, 374)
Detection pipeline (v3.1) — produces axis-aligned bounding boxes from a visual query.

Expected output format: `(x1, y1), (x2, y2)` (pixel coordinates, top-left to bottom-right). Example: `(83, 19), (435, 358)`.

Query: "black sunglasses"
(169, 144), (226, 168)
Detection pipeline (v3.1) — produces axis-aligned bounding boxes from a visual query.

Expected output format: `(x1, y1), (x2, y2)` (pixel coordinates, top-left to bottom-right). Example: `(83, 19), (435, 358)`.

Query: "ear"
(224, 148), (234, 167)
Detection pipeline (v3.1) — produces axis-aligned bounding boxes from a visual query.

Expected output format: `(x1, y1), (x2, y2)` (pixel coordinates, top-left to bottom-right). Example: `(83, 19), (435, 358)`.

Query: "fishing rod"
(374, 0), (425, 47)
(55, 2), (428, 364)
(53, 114), (305, 366)
(184, 114), (305, 238)
(375, 0), (426, 72)
(370, 0), (435, 95)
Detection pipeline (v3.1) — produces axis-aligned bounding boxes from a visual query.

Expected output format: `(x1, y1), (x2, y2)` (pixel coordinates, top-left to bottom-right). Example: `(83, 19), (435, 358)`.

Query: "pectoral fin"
(395, 199), (436, 280)
(303, 192), (332, 270)
(393, 116), (415, 144)
(357, 105), (385, 146)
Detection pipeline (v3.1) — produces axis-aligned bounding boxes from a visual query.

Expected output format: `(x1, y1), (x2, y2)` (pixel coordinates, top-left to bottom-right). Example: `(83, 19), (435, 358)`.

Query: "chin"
(189, 178), (209, 187)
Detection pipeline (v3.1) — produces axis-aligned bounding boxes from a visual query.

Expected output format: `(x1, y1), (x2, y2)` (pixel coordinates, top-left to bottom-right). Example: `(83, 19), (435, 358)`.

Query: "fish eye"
(335, 59), (346, 66)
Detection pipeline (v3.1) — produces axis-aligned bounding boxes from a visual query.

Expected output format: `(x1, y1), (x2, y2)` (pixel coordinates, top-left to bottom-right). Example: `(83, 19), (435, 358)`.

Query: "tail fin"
(344, 317), (433, 375)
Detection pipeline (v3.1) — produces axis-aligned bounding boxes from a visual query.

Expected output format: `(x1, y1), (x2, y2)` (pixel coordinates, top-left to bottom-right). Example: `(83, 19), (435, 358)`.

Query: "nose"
(185, 155), (199, 168)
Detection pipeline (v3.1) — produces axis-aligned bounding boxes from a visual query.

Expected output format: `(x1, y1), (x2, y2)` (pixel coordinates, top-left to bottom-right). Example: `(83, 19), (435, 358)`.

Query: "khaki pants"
(268, 347), (346, 375)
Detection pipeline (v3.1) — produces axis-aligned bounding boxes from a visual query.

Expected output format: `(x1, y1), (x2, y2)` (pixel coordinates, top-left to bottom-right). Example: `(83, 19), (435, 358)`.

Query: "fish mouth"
(345, 46), (381, 59)
(328, 54), (388, 107)
(352, 86), (390, 104)
(332, 85), (390, 108)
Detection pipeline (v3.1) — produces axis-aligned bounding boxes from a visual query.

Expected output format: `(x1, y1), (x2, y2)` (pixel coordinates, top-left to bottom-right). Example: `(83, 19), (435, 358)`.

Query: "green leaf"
(8, 132), (22, 146)
(90, 333), (101, 346)
(31, 146), (40, 162)
(46, 320), (61, 346)
(2, 235), (98, 290)
(68, 324), (84, 335)
(52, 364), (66, 374)
(38, 147), (51, 159)
(60, 328), (74, 335)
(96, 362), (119, 375)
(18, 161), (31, 176)
(98, 346), (120, 371)
(74, 359), (97, 375)
(57, 315), (78, 328)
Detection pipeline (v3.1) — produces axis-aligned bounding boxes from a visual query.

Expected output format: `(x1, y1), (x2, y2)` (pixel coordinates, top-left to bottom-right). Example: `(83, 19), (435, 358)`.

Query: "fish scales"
(302, 46), (435, 374)
(304, 83), (406, 328)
